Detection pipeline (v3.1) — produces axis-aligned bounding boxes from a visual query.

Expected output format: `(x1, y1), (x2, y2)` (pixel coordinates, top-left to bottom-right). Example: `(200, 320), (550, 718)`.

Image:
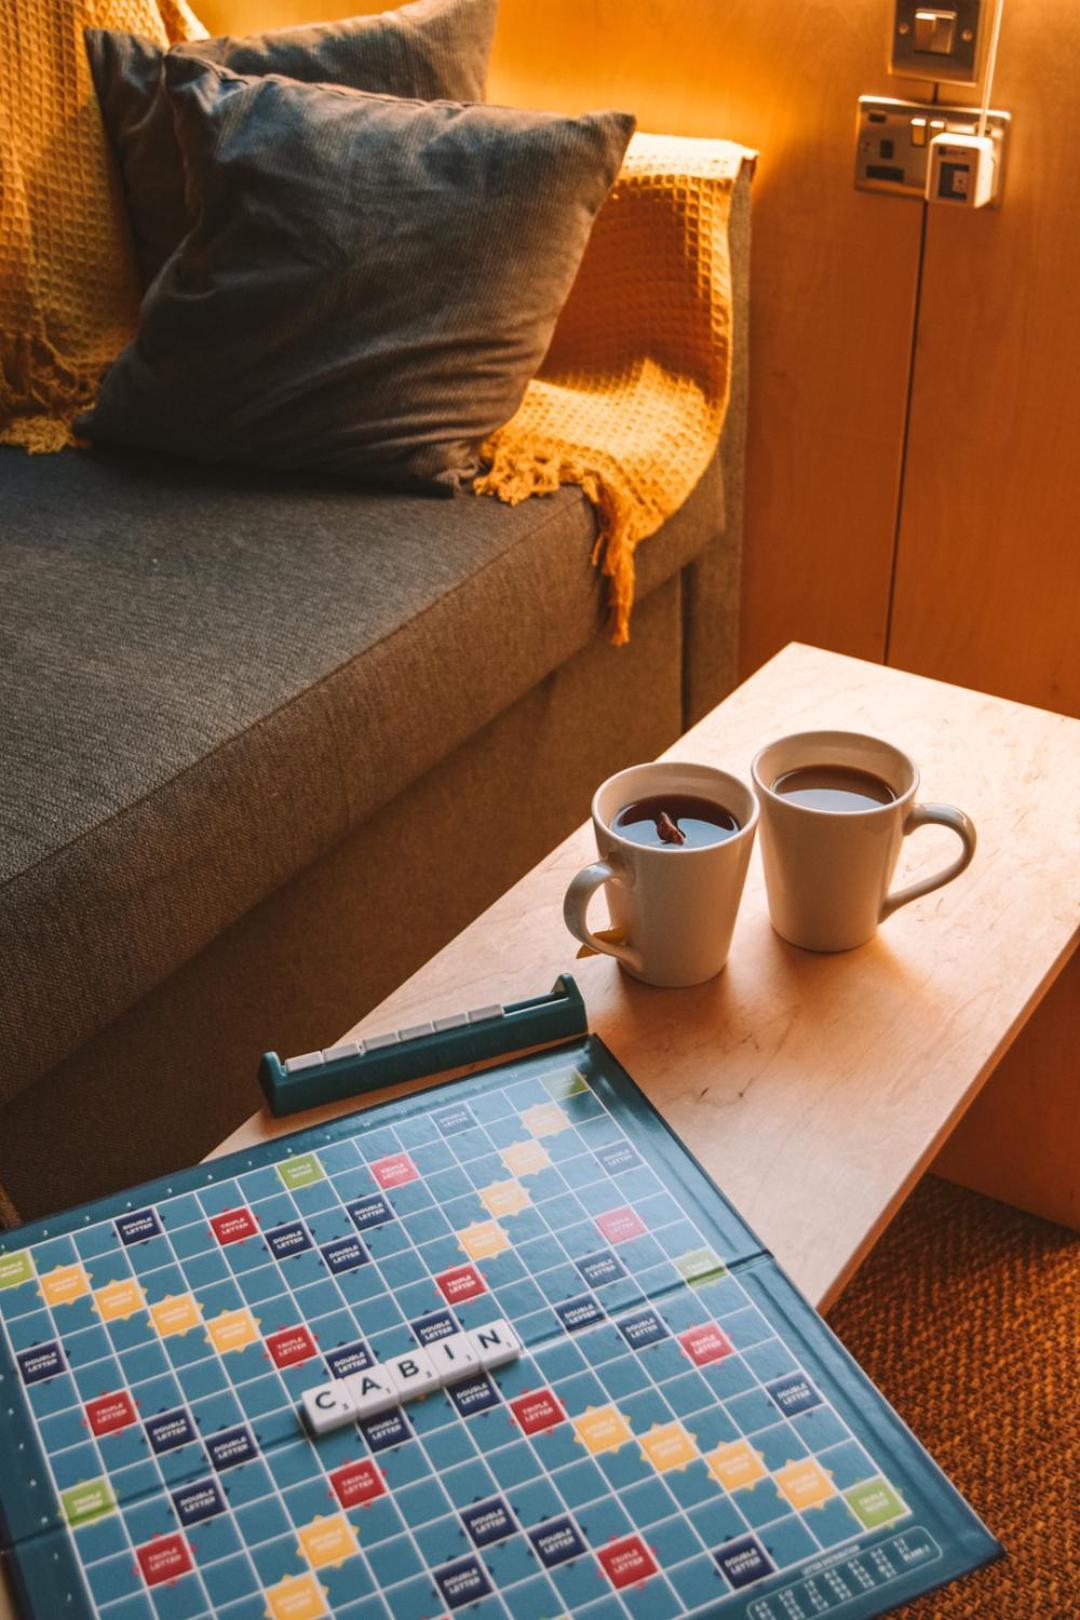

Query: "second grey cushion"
(79, 57), (634, 491)
(86, 0), (498, 287)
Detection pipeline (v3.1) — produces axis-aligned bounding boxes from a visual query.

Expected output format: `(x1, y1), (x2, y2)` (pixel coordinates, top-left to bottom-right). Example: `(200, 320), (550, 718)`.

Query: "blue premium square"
(766, 1372), (823, 1418)
(555, 1295), (605, 1333)
(435, 1555), (492, 1610)
(265, 1222), (312, 1261)
(411, 1309), (458, 1344)
(145, 1408), (197, 1455)
(616, 1308), (669, 1350)
(434, 1104), (477, 1137)
(171, 1478), (226, 1526)
(206, 1426), (257, 1471)
(714, 1534), (776, 1590)
(446, 1374), (500, 1417)
(360, 1409), (412, 1451)
(575, 1251), (627, 1289)
(529, 1515), (586, 1568)
(460, 1496), (516, 1547)
(324, 1340), (373, 1378)
(320, 1235), (368, 1274)
(114, 1209), (163, 1246)
(347, 1194), (395, 1231)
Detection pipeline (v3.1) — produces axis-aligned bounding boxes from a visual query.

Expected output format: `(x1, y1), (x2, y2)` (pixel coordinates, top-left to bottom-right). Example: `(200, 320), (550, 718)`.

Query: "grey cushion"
(79, 58), (634, 491)
(86, 0), (498, 287)
(0, 443), (723, 1106)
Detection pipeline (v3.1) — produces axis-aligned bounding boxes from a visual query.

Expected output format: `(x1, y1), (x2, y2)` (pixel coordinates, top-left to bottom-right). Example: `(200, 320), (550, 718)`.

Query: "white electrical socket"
(926, 132), (997, 207)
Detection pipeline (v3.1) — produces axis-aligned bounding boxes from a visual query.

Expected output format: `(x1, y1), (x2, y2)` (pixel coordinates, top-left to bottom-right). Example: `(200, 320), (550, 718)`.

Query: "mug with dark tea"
(563, 762), (758, 986)
(751, 730), (977, 952)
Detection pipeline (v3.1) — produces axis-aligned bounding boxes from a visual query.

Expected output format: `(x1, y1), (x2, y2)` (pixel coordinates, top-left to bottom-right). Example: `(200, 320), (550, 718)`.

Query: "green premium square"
(0, 1251), (34, 1290)
(845, 1477), (907, 1529)
(61, 1479), (116, 1528)
(277, 1154), (325, 1190)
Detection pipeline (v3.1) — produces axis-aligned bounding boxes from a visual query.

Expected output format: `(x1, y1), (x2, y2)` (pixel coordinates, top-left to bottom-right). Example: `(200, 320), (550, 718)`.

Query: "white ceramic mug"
(563, 761), (759, 987)
(751, 729), (977, 952)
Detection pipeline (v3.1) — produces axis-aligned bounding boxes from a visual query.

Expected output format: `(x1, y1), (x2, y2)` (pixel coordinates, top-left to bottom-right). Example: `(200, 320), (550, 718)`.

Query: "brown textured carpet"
(827, 1175), (1079, 1619)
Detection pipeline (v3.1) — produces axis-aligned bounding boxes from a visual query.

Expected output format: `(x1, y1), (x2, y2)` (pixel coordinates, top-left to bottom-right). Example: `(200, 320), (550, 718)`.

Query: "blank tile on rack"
(343, 1368), (399, 1419)
(301, 1381), (357, 1435)
(428, 1331), (479, 1386)
(386, 1346), (441, 1402)
(467, 1319), (521, 1370)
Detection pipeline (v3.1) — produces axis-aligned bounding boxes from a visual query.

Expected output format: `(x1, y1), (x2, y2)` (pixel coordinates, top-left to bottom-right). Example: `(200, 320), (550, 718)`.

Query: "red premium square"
(598, 1534), (659, 1589)
(137, 1533), (193, 1587)
(86, 1391), (137, 1437)
(265, 1326), (318, 1369)
(509, 1389), (567, 1435)
(595, 1206), (646, 1245)
(329, 1459), (386, 1508)
(370, 1153), (419, 1190)
(209, 1207), (258, 1245)
(678, 1323), (734, 1366)
(436, 1265), (487, 1305)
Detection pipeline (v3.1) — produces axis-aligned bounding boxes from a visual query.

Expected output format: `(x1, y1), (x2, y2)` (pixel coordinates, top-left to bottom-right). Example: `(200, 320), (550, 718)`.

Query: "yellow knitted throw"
(0, 0), (205, 454)
(476, 133), (754, 644)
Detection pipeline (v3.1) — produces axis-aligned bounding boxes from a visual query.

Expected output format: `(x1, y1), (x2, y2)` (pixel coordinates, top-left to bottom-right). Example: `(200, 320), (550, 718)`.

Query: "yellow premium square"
(296, 1515), (359, 1570)
(457, 1221), (510, 1262)
(572, 1405), (634, 1455)
(521, 1102), (571, 1139)
(500, 1140), (552, 1177)
(639, 1422), (700, 1472)
(94, 1278), (146, 1322)
(206, 1308), (260, 1354)
(149, 1294), (203, 1337)
(263, 1571), (328, 1619)
(39, 1264), (91, 1308)
(706, 1439), (767, 1491)
(774, 1457), (836, 1511)
(479, 1180), (531, 1218)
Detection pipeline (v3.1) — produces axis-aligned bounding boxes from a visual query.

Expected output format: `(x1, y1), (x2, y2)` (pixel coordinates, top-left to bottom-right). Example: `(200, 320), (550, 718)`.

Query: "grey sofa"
(0, 167), (749, 1225)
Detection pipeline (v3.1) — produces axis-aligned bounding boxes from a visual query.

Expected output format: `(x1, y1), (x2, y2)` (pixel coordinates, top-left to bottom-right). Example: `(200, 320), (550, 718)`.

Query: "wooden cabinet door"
(890, 0), (1080, 716)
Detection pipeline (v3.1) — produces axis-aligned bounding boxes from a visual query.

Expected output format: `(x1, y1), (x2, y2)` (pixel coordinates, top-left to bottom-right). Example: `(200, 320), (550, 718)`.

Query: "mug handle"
(563, 856), (645, 974)
(880, 803), (977, 920)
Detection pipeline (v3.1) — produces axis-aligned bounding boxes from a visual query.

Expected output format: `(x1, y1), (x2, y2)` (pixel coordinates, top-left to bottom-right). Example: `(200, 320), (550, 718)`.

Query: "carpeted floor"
(827, 1175), (1079, 1619)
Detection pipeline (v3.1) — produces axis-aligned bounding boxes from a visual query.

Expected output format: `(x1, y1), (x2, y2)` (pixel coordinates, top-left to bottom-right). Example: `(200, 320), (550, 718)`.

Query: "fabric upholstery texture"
(0, 441), (722, 1110)
(0, 575), (686, 1221)
(0, 0), (204, 454)
(477, 132), (754, 642)
(78, 57), (634, 490)
(85, 0), (498, 289)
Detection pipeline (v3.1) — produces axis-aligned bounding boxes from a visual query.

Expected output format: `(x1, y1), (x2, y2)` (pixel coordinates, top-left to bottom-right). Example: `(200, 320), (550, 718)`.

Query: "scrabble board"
(0, 1034), (999, 1620)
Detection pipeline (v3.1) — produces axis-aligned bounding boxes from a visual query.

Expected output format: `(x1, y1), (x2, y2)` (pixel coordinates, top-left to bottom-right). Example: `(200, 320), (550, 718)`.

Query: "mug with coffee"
(751, 730), (976, 952)
(563, 762), (758, 986)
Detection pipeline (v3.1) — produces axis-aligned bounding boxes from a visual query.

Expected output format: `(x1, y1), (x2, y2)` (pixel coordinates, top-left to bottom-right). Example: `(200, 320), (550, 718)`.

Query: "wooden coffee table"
(1, 643), (1075, 1620)
(215, 643), (1079, 1311)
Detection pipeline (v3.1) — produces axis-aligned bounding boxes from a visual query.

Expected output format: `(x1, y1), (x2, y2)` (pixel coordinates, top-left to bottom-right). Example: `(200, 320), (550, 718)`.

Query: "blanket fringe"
(476, 439), (638, 645)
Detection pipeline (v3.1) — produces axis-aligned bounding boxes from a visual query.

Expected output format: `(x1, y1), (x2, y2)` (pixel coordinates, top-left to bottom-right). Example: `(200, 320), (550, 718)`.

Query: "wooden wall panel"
(891, 0), (1080, 715)
(197, 0), (925, 680)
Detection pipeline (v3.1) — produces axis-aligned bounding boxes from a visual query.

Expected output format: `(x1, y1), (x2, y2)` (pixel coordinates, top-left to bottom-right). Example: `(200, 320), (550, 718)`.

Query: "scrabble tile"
(386, 1346), (441, 1402)
(428, 1331), (479, 1386)
(343, 1368), (399, 1419)
(301, 1381), (357, 1436)
(468, 1319), (522, 1370)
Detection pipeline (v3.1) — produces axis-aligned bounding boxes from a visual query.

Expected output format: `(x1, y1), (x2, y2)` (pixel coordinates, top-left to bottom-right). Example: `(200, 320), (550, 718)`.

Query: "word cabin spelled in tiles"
(301, 1317), (520, 1434)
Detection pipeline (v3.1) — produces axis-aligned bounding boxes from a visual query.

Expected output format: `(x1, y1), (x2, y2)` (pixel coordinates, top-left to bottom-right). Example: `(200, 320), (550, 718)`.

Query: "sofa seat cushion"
(0, 444), (722, 1103)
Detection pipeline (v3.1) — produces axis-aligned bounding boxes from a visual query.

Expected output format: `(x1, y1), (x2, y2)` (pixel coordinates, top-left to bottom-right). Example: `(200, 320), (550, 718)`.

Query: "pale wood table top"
(215, 643), (1079, 1311)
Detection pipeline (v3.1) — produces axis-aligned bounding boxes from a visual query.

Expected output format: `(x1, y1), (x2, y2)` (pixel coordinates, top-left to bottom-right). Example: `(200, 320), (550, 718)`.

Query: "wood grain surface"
(216, 644), (1080, 1311)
